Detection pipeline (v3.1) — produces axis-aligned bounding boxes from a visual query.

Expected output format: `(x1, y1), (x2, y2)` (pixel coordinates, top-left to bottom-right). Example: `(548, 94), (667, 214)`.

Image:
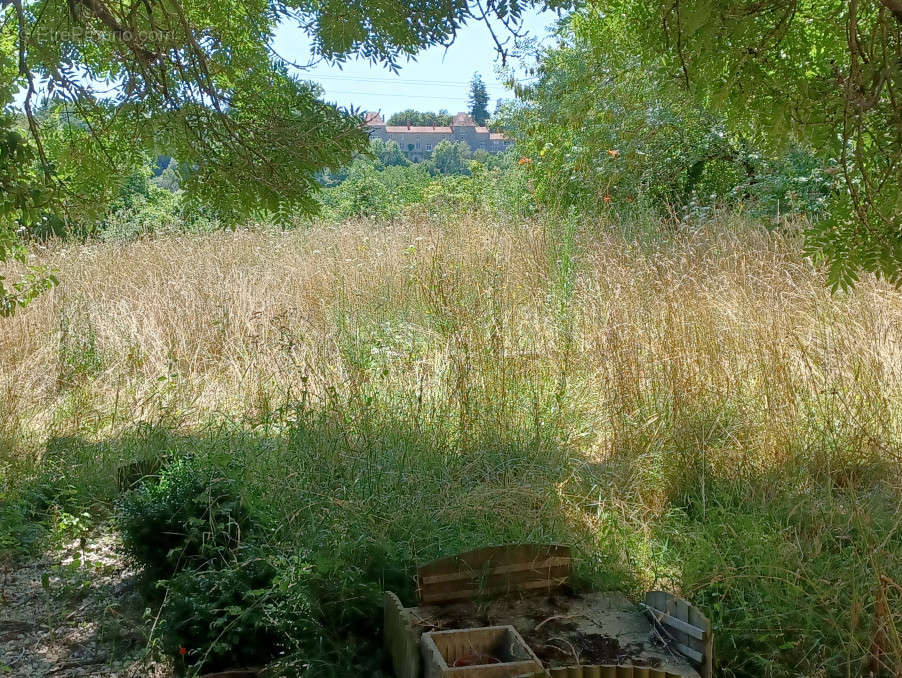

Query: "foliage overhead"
(591, 0), (902, 288)
(0, 115), (58, 316)
(468, 72), (490, 125)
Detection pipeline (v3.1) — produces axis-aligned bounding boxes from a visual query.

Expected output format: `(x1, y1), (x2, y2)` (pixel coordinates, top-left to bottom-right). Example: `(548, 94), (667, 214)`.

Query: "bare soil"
(411, 589), (692, 673)
(0, 529), (170, 677)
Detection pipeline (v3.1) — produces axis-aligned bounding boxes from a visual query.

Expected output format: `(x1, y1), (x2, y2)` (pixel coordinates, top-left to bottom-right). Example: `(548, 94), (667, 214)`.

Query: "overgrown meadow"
(2, 208), (901, 676)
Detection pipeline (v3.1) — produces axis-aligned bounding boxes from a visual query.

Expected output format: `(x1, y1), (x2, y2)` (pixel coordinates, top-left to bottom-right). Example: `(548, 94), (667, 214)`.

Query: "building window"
(425, 144), (431, 151)
(416, 143), (420, 149)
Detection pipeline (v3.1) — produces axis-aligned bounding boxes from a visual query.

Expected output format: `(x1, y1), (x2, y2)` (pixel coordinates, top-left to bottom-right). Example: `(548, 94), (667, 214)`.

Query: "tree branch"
(879, 0), (902, 24)
(76, 0), (159, 62)
(11, 0), (52, 180)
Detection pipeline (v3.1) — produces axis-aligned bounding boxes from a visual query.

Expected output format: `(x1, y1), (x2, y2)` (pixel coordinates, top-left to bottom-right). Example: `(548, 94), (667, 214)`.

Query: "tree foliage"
(386, 109), (452, 126)
(468, 72), (490, 125)
(593, 0), (902, 288)
(369, 138), (409, 166)
(429, 140), (473, 175)
(503, 13), (755, 215)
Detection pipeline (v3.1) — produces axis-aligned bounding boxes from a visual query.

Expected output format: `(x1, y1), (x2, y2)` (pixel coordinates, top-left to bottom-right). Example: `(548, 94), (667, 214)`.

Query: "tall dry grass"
(2, 213), (901, 675)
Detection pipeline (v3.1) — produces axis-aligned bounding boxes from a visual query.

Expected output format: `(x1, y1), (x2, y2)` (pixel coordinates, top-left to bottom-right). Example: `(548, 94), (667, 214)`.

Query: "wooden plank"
(687, 605), (713, 678)
(419, 576), (570, 603)
(419, 544), (570, 575)
(418, 544), (571, 580)
(419, 564), (572, 593)
(419, 566), (571, 599)
(674, 644), (704, 664)
(673, 599), (691, 648)
(523, 669), (686, 678)
(644, 607), (705, 640)
(384, 591), (420, 678)
(644, 591), (713, 675)
(420, 557), (573, 585)
(417, 544), (571, 604)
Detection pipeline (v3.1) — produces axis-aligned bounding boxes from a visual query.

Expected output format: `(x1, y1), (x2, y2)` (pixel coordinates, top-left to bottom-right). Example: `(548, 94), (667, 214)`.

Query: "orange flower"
(518, 156), (532, 165)
(607, 149), (620, 158)
(603, 195), (612, 204)
(179, 647), (187, 656)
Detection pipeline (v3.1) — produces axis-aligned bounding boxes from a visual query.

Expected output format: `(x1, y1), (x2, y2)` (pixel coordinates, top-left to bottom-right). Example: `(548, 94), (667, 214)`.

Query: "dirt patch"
(0, 528), (170, 677)
(410, 590), (688, 672)
(525, 617), (660, 667)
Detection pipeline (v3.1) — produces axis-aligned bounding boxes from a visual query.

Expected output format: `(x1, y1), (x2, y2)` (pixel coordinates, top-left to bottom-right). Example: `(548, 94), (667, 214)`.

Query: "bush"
(0, 455), (86, 560)
(157, 545), (280, 672)
(116, 457), (249, 584)
(501, 8), (837, 224)
(115, 455), (388, 674)
(154, 546), (387, 675)
(737, 148), (840, 221)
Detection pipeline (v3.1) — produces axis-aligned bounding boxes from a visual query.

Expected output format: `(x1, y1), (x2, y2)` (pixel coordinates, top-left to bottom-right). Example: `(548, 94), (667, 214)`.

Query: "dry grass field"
(2, 213), (901, 676)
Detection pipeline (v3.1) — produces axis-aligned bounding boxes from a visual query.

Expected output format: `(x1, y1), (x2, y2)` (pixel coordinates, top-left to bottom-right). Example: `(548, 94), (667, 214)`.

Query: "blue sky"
(270, 10), (560, 120)
(12, 10), (560, 115)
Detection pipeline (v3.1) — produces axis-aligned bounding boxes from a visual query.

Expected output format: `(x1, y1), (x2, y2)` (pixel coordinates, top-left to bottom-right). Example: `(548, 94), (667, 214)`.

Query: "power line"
(308, 74), (514, 88)
(322, 90), (514, 102)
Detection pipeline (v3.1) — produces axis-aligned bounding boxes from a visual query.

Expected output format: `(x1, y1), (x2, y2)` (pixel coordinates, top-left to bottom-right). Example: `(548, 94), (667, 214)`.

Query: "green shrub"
(157, 545), (280, 672)
(154, 546), (386, 675)
(99, 189), (220, 242)
(737, 148), (840, 221)
(57, 311), (106, 389)
(0, 438), (95, 559)
(116, 457), (249, 583)
(263, 553), (386, 676)
(115, 455), (387, 674)
(0, 494), (44, 558)
(115, 456), (387, 673)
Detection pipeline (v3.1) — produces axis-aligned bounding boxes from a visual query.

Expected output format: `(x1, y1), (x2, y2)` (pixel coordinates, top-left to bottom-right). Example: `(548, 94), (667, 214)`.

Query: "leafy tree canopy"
(369, 138), (409, 167)
(591, 0), (901, 288)
(429, 139), (472, 175)
(386, 109), (452, 126)
(468, 72), (490, 125)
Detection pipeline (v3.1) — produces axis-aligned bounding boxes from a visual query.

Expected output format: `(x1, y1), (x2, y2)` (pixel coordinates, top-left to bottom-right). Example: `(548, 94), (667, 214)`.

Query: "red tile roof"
(384, 126), (453, 133)
(366, 111), (509, 140)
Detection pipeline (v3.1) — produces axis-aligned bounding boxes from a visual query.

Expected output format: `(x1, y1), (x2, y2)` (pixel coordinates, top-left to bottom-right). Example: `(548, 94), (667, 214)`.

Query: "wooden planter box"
(421, 625), (542, 678)
(384, 544), (713, 678)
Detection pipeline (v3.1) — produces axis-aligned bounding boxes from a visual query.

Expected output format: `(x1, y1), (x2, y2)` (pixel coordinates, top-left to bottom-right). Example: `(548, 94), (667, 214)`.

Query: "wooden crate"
(421, 625), (543, 678)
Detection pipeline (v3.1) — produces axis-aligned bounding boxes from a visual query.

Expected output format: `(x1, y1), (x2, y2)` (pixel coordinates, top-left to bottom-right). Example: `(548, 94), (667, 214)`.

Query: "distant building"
(365, 112), (512, 162)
